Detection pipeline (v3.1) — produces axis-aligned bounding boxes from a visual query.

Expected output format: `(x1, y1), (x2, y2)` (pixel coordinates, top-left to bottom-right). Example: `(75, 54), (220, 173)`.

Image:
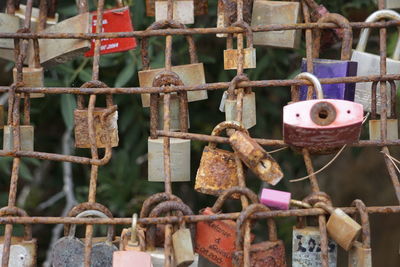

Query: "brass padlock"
(223, 74), (256, 129)
(155, 0), (194, 24)
(52, 209), (118, 267)
(3, 125), (34, 151)
(233, 204), (287, 266)
(229, 126), (284, 185)
(146, 0), (208, 17)
(0, 207), (37, 267)
(251, 0), (302, 48)
(172, 221), (195, 266)
(74, 81), (119, 148)
(224, 22), (256, 70)
(348, 200), (372, 267)
(139, 21), (207, 107)
(369, 80), (398, 140)
(315, 202), (361, 251)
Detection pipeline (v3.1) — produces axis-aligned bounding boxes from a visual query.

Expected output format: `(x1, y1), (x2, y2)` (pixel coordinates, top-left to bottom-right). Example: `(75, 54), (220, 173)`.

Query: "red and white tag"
(85, 6), (137, 57)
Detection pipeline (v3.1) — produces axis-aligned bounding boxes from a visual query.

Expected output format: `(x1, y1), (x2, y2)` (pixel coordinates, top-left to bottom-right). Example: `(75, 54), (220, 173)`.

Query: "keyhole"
(19, 254), (25, 261)
(318, 109), (328, 119)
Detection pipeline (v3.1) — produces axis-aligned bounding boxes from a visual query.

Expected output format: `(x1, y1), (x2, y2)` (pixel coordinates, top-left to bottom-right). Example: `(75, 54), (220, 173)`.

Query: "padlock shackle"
(351, 199), (371, 249)
(140, 192), (183, 219)
(130, 213), (138, 244)
(296, 192), (332, 228)
(371, 80), (397, 119)
(227, 74), (251, 100)
(141, 20), (198, 71)
(0, 206), (32, 240)
(209, 121), (248, 149)
(211, 186), (259, 213)
(230, 21), (254, 49)
(313, 13), (353, 60)
(77, 80), (114, 109)
(235, 203), (278, 251)
(356, 9), (400, 61)
(315, 202), (335, 214)
(291, 72), (324, 102)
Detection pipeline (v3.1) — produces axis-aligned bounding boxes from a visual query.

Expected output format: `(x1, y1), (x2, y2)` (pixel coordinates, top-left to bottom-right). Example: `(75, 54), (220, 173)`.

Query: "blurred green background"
(0, 0), (399, 266)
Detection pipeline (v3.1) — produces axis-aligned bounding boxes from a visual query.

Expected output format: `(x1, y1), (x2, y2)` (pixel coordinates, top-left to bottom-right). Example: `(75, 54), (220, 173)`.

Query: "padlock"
(14, 3), (58, 29)
(283, 72), (364, 154)
(229, 125), (284, 185)
(315, 202), (361, 251)
(348, 199), (372, 267)
(3, 125), (34, 151)
(374, 0), (400, 9)
(0, 9), (20, 53)
(139, 21), (207, 107)
(369, 81), (398, 140)
(196, 187), (258, 267)
(172, 221), (195, 266)
(84, 0), (137, 57)
(233, 203), (287, 266)
(220, 0), (254, 27)
(352, 10), (400, 113)
(52, 209), (118, 267)
(146, 0), (208, 17)
(224, 22), (256, 70)
(300, 13), (357, 100)
(251, 0), (302, 48)
(260, 188), (312, 210)
(157, 94), (190, 131)
(195, 121), (244, 196)
(222, 74), (256, 129)
(0, 207), (37, 267)
(155, 0), (194, 24)
(74, 81), (119, 148)
(113, 214), (152, 267)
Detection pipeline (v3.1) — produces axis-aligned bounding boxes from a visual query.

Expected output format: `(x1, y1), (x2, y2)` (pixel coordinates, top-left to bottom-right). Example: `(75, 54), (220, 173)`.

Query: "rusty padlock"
(139, 20), (207, 107)
(229, 124), (284, 185)
(233, 203), (287, 267)
(221, 74), (256, 129)
(224, 22), (256, 70)
(195, 121), (246, 197)
(155, 0), (194, 24)
(0, 207), (37, 267)
(220, 0), (254, 27)
(369, 81), (398, 140)
(251, 0), (302, 48)
(283, 72), (364, 154)
(113, 214), (152, 267)
(74, 81), (119, 148)
(348, 200), (372, 267)
(0, 4), (20, 59)
(146, 0), (208, 17)
(315, 202), (361, 251)
(196, 187), (258, 267)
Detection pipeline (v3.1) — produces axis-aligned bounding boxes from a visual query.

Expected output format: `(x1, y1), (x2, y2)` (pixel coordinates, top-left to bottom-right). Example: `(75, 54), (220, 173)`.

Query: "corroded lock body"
(0, 207), (37, 267)
(300, 14), (357, 100)
(224, 22), (256, 70)
(216, 0), (227, 37)
(146, 0), (208, 17)
(352, 10), (400, 112)
(74, 81), (119, 148)
(369, 81), (398, 140)
(348, 200), (372, 267)
(52, 208), (118, 267)
(172, 224), (195, 266)
(229, 126), (284, 185)
(233, 204), (287, 267)
(139, 21), (207, 107)
(155, 0), (194, 24)
(220, 0), (253, 27)
(196, 187), (258, 267)
(315, 202), (361, 251)
(3, 125), (34, 151)
(283, 72), (363, 154)
(251, 0), (301, 48)
(195, 121), (243, 196)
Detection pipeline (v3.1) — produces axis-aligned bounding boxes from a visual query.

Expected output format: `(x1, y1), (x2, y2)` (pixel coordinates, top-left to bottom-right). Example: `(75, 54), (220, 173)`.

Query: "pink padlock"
(283, 72), (363, 153)
(260, 188), (312, 210)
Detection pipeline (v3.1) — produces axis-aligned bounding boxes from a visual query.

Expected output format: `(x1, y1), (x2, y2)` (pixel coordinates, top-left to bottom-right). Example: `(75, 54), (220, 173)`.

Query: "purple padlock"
(300, 13), (357, 101)
(261, 188), (312, 210)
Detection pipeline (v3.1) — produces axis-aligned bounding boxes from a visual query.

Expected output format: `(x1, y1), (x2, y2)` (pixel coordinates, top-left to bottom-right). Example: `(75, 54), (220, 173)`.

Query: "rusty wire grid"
(0, 0), (399, 266)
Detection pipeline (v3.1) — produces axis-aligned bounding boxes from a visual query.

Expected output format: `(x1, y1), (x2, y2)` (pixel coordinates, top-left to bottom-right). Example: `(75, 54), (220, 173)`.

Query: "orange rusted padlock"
(196, 187), (258, 267)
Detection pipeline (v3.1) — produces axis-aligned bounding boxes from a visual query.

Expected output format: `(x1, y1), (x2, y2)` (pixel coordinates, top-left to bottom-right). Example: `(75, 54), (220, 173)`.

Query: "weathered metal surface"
(146, 0), (208, 16)
(12, 67), (44, 98)
(225, 92), (256, 129)
(377, 0), (400, 9)
(0, 237), (37, 267)
(172, 228), (195, 266)
(157, 94), (190, 131)
(224, 48), (256, 70)
(155, 0), (194, 24)
(0, 13), (20, 50)
(3, 126), (34, 152)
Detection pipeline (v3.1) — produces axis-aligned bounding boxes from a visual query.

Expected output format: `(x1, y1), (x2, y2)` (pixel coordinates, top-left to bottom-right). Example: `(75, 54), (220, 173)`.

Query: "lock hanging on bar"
(283, 72), (363, 154)
(233, 204), (287, 267)
(352, 9), (400, 113)
(139, 20), (207, 107)
(224, 22), (256, 70)
(3, 125), (34, 152)
(196, 187), (258, 267)
(251, 0), (302, 48)
(348, 200), (372, 267)
(221, 74), (256, 129)
(155, 0), (195, 24)
(52, 208), (118, 267)
(369, 81), (398, 141)
(172, 220), (196, 266)
(300, 13), (357, 101)
(0, 207), (37, 267)
(146, 0), (208, 17)
(74, 81), (119, 148)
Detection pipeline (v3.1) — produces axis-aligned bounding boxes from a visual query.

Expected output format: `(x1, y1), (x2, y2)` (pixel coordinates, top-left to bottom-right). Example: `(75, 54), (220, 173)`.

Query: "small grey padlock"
(3, 125), (34, 152)
(51, 210), (118, 267)
(172, 221), (195, 266)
